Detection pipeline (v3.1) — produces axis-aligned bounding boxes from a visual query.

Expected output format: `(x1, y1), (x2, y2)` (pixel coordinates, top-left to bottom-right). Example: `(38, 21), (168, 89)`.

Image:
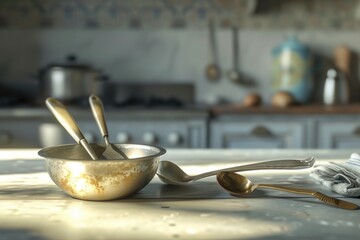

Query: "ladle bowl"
(38, 143), (166, 201)
(205, 63), (221, 81)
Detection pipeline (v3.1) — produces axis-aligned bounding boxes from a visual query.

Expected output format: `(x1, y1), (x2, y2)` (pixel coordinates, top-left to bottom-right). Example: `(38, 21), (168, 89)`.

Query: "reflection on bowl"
(38, 143), (166, 201)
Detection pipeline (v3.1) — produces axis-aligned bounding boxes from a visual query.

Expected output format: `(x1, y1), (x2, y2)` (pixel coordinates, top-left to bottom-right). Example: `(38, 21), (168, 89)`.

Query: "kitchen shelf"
(210, 104), (360, 116)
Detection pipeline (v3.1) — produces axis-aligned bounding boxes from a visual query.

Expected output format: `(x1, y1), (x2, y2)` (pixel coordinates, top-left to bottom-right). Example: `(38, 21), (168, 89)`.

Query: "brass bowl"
(38, 143), (166, 201)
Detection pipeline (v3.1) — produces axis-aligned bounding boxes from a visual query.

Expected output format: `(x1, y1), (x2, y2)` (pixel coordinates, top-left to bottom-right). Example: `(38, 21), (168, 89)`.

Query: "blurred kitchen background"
(2, 0), (360, 149)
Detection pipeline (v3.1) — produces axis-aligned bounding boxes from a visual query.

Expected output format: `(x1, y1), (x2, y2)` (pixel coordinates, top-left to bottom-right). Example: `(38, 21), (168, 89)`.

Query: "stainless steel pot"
(39, 55), (105, 102)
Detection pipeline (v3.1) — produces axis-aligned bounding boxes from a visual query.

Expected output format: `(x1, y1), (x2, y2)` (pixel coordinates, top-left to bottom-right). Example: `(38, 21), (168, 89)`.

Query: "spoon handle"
(45, 97), (98, 160)
(256, 184), (314, 195)
(232, 27), (239, 69)
(193, 157), (315, 181)
(208, 19), (218, 64)
(89, 95), (109, 145)
(257, 184), (358, 210)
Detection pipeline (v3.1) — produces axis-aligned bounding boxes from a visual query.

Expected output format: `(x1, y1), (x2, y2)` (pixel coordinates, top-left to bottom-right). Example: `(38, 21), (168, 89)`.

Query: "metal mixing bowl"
(38, 143), (166, 201)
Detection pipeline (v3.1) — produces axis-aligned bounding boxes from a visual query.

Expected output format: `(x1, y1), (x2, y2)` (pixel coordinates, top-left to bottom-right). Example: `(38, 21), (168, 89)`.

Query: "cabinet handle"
(116, 132), (131, 143)
(353, 127), (360, 136)
(250, 126), (273, 137)
(143, 132), (157, 144)
(0, 131), (12, 144)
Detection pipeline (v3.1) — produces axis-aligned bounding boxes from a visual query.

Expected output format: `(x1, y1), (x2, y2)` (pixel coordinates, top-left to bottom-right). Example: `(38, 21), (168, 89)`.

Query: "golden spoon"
(216, 171), (358, 210)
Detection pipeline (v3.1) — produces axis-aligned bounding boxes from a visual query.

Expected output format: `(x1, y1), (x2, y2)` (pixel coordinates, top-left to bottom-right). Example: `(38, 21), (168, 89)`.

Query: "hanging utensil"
(89, 95), (128, 159)
(45, 97), (98, 160)
(227, 27), (242, 84)
(205, 19), (221, 81)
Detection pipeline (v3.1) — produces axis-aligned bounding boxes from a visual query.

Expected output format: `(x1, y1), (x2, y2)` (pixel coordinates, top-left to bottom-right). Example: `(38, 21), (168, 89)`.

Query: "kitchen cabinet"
(210, 117), (306, 149)
(3, 105), (360, 149)
(0, 108), (208, 149)
(316, 117), (360, 149)
(0, 119), (42, 148)
(210, 105), (360, 149)
(52, 119), (207, 149)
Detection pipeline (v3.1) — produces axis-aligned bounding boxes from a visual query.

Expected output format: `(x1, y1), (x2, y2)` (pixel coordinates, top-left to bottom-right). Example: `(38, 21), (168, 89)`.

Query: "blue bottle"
(272, 36), (313, 103)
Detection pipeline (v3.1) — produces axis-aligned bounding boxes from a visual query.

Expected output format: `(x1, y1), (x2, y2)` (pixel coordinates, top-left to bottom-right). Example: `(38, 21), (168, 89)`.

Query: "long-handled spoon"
(157, 157), (315, 185)
(216, 171), (358, 210)
(89, 95), (128, 159)
(227, 27), (242, 84)
(205, 19), (221, 81)
(45, 97), (98, 160)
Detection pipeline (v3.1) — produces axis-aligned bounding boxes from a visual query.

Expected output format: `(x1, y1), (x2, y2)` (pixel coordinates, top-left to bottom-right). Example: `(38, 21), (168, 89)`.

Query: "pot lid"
(45, 55), (93, 70)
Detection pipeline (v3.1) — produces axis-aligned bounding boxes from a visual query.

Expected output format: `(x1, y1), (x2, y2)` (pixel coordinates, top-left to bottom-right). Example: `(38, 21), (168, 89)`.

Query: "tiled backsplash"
(0, 0), (360, 29)
(2, 29), (360, 105)
(1, 0), (360, 105)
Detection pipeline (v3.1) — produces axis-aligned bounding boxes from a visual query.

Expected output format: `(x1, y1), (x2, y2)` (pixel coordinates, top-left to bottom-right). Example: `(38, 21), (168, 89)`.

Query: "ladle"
(157, 157), (315, 185)
(45, 97), (98, 160)
(205, 19), (221, 81)
(89, 95), (128, 159)
(227, 27), (242, 83)
(216, 172), (358, 210)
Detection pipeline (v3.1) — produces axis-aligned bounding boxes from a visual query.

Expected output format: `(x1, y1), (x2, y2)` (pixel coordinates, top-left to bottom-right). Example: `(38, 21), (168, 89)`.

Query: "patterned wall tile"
(0, 0), (359, 29)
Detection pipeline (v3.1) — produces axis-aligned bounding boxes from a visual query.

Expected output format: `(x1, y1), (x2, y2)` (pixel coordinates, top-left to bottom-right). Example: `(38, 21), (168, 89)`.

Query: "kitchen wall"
(1, 0), (360, 105)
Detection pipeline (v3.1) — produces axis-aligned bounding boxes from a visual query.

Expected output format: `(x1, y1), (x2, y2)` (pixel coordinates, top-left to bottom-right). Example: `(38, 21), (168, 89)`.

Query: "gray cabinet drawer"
(210, 120), (306, 149)
(317, 121), (360, 149)
(41, 119), (207, 149)
(0, 120), (42, 147)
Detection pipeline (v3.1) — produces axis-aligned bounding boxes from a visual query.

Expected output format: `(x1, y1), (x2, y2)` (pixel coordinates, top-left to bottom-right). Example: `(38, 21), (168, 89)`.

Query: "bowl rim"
(38, 143), (167, 162)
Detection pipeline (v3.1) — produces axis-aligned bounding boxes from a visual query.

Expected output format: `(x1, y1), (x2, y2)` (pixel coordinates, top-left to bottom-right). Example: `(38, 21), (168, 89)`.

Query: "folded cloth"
(309, 153), (360, 197)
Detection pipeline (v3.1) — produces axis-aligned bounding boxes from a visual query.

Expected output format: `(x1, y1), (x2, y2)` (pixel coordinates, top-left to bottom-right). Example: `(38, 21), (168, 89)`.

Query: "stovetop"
(114, 96), (184, 108)
(0, 83), (198, 109)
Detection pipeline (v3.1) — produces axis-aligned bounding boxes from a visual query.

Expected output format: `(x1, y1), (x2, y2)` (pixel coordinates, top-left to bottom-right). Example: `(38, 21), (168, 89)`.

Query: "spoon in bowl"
(157, 157), (315, 185)
(45, 97), (98, 160)
(89, 95), (128, 159)
(216, 172), (358, 210)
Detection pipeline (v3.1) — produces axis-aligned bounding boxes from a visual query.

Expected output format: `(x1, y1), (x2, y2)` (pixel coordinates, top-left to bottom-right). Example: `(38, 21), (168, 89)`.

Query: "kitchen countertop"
(0, 107), (209, 119)
(0, 148), (359, 239)
(3, 104), (360, 119)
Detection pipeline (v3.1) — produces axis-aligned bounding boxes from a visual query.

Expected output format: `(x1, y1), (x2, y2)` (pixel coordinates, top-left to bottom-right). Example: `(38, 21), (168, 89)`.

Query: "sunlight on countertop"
(1, 148), (360, 239)
(0, 148), (41, 160)
(0, 199), (291, 240)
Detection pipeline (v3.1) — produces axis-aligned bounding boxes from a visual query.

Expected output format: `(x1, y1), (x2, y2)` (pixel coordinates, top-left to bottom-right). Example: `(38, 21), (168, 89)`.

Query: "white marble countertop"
(0, 148), (359, 240)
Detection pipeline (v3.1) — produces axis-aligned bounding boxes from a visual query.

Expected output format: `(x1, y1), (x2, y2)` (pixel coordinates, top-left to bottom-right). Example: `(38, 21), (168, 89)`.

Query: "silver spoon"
(205, 19), (221, 81)
(157, 157), (315, 185)
(45, 97), (98, 160)
(216, 171), (358, 210)
(89, 95), (128, 159)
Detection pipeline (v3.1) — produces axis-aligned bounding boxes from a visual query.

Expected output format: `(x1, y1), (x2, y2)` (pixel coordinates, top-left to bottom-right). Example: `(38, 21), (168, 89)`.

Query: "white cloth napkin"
(309, 153), (360, 197)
